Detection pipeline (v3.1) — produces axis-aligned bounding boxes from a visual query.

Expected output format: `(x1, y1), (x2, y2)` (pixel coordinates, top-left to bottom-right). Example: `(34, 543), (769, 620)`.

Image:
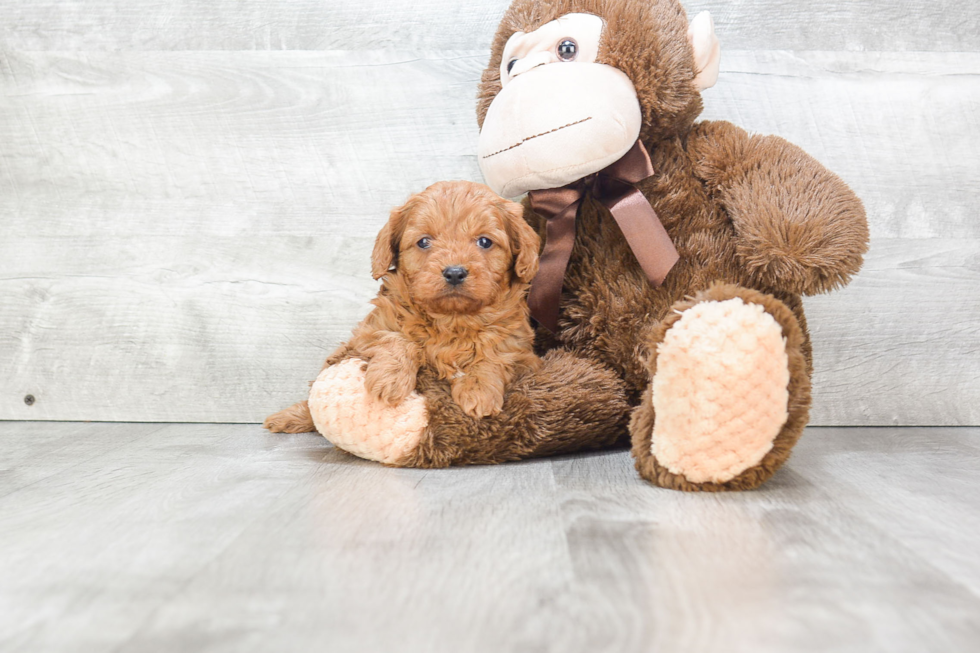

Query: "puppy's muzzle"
(442, 265), (468, 286)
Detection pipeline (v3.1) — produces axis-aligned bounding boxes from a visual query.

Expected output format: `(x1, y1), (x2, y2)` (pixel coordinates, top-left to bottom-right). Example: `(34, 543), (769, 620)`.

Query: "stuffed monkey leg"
(630, 282), (811, 491)
(307, 349), (631, 467)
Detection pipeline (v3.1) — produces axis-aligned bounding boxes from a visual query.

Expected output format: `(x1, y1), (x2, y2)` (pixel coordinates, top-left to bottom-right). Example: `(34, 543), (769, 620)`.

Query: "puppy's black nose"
(442, 265), (468, 286)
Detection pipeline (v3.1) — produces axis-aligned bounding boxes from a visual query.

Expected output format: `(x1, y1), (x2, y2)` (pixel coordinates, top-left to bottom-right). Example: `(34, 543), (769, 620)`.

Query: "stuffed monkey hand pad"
(310, 359), (428, 465)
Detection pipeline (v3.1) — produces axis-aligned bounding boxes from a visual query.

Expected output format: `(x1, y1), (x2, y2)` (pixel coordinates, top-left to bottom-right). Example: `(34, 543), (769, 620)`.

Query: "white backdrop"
(1, 0), (978, 425)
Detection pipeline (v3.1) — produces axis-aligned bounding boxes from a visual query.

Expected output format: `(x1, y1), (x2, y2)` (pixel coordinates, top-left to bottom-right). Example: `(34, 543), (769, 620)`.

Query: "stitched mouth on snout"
(482, 117), (593, 159)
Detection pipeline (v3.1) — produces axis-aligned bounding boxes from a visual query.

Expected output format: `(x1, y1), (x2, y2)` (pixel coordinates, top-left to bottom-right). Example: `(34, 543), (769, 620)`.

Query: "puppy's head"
(371, 181), (540, 315)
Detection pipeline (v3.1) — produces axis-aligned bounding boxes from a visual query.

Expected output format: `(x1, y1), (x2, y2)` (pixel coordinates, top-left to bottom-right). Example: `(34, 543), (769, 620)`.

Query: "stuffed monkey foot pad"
(651, 298), (790, 483)
(309, 359), (428, 464)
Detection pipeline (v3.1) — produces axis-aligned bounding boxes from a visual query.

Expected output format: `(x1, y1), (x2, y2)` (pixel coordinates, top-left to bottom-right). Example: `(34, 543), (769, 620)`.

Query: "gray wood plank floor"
(2, 422), (979, 652)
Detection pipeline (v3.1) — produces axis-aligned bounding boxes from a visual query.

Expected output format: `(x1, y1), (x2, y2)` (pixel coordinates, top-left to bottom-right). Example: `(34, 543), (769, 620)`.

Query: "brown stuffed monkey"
(293, 0), (869, 491)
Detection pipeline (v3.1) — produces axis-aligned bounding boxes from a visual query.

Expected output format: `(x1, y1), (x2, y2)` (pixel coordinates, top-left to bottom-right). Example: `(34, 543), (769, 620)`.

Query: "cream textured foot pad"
(651, 298), (790, 483)
(309, 358), (428, 465)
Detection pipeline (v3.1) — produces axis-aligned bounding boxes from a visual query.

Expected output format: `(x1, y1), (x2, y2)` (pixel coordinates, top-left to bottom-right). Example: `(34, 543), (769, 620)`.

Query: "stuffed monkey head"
(477, 0), (720, 198)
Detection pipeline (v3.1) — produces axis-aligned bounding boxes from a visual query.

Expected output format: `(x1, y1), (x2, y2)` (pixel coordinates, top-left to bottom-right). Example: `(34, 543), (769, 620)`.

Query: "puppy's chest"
(403, 323), (481, 380)
(424, 339), (478, 379)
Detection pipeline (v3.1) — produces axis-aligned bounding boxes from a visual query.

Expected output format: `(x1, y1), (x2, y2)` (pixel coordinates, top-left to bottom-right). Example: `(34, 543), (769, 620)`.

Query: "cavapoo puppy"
(264, 180), (541, 433)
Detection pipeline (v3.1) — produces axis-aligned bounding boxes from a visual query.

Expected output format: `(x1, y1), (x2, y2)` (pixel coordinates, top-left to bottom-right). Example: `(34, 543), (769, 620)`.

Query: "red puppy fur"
(264, 180), (541, 433)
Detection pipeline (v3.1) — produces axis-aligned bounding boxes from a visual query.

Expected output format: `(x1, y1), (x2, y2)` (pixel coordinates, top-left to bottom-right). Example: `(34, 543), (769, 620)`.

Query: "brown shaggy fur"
(264, 181), (541, 431)
(272, 0), (869, 490)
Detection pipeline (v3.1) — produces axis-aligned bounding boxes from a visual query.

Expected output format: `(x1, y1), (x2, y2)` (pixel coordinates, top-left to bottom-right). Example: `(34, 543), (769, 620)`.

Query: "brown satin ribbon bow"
(526, 139), (680, 332)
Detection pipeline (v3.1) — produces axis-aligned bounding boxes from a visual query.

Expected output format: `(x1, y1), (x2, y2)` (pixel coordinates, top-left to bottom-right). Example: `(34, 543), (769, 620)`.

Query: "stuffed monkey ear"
(371, 203), (410, 280)
(688, 11), (720, 91)
(503, 201), (541, 283)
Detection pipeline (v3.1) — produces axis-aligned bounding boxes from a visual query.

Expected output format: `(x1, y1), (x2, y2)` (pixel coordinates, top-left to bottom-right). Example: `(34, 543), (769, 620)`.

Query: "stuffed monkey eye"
(476, 236), (493, 249)
(506, 59), (518, 74)
(417, 237), (432, 250)
(557, 38), (577, 61)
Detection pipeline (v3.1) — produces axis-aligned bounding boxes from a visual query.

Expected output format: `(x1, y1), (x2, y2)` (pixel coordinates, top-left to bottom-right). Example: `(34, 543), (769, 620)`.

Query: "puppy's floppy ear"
(371, 199), (413, 280)
(501, 200), (540, 283)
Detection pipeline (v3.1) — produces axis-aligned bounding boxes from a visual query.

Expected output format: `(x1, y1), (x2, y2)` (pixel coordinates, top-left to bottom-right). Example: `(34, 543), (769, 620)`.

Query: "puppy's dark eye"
(417, 237), (432, 250)
(476, 237), (493, 249)
(557, 39), (577, 61)
(507, 59), (517, 74)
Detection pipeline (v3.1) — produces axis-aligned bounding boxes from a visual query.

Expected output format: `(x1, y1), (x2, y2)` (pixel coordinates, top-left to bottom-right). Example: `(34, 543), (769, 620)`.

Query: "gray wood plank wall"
(1, 1), (978, 425)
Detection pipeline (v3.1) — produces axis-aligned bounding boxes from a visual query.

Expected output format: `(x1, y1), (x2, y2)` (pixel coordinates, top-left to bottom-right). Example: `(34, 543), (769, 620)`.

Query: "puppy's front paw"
(451, 376), (505, 419)
(363, 357), (417, 406)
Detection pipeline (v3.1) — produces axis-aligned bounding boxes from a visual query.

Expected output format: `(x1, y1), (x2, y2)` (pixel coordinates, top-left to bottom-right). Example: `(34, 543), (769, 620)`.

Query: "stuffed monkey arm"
(688, 120), (869, 295)
(401, 349), (630, 467)
(306, 347), (631, 468)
